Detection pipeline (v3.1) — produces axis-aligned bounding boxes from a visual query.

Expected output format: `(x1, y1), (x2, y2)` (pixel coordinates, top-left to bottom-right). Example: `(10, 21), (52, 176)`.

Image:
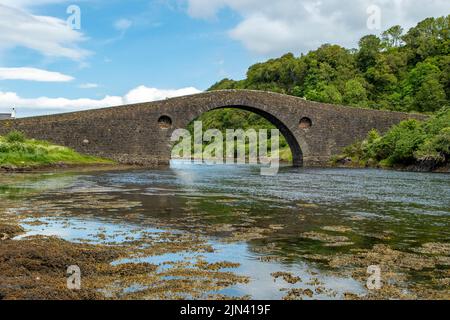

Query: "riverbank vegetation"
(332, 107), (450, 170)
(0, 131), (113, 170)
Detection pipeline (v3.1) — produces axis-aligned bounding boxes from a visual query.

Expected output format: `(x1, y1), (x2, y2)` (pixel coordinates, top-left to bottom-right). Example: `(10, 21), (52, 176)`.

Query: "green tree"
(406, 62), (446, 112)
(357, 35), (382, 71)
(416, 127), (450, 163)
(414, 77), (446, 112)
(382, 25), (404, 48)
(403, 15), (450, 62)
(343, 79), (368, 107)
(209, 78), (238, 90)
(305, 83), (342, 104)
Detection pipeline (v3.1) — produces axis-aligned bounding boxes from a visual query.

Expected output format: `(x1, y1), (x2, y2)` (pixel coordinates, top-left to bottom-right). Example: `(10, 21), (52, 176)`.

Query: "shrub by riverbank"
(0, 131), (113, 171)
(332, 107), (450, 171)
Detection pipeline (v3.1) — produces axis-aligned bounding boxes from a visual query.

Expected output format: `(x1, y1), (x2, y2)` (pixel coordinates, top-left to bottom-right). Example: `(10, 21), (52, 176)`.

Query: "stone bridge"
(0, 90), (425, 167)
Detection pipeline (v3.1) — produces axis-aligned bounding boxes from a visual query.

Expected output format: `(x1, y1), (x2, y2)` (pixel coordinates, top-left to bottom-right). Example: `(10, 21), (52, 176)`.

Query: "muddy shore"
(0, 222), (250, 300)
(1, 218), (449, 300)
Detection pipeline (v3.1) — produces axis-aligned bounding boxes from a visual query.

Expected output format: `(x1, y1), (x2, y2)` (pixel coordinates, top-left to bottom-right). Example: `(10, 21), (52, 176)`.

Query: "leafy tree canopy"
(209, 15), (450, 114)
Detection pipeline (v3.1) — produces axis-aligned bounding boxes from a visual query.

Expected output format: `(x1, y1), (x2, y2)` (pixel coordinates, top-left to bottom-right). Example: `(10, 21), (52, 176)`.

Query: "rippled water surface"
(1, 161), (449, 299)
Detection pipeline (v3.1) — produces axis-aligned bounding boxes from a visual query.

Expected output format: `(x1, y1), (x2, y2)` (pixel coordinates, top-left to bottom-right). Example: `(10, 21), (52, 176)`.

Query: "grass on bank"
(0, 131), (114, 168)
(332, 107), (450, 168)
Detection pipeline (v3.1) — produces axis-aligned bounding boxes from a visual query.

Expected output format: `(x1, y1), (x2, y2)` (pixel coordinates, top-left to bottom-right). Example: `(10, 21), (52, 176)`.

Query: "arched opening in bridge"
(171, 107), (303, 167)
(299, 117), (312, 130)
(158, 115), (173, 129)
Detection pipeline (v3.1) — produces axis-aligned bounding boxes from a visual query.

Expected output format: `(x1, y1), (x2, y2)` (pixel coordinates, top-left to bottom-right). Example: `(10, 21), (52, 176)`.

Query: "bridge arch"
(170, 104), (304, 167)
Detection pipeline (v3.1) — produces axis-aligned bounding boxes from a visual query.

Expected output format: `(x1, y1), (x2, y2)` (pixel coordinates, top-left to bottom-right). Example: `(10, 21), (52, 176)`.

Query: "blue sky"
(0, 0), (448, 117)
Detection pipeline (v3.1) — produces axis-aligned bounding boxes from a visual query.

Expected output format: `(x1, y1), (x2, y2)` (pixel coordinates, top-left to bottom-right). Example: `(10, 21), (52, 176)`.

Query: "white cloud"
(0, 91), (122, 113)
(78, 83), (99, 89)
(0, 2), (90, 60)
(186, 0), (225, 19)
(114, 18), (133, 31)
(0, 86), (202, 117)
(0, 67), (74, 82)
(185, 0), (450, 55)
(123, 86), (201, 104)
(229, 14), (299, 54)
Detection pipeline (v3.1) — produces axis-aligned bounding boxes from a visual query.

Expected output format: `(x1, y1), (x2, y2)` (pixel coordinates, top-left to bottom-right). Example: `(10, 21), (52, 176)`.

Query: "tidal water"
(1, 160), (449, 299)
